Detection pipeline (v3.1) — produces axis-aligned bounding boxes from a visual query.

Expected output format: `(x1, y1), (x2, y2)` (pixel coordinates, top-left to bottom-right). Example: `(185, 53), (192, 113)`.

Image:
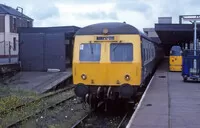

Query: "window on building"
(13, 17), (17, 31)
(13, 37), (16, 51)
(144, 49), (147, 61)
(0, 15), (5, 32)
(18, 18), (21, 27)
(148, 44), (150, 59)
(27, 20), (31, 27)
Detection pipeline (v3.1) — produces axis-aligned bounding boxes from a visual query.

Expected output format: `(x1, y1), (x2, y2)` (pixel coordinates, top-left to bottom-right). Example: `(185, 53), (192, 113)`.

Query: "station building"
(0, 4), (33, 64)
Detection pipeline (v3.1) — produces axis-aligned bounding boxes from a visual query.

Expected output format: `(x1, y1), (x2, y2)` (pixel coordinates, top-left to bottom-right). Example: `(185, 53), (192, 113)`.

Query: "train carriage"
(72, 22), (163, 108)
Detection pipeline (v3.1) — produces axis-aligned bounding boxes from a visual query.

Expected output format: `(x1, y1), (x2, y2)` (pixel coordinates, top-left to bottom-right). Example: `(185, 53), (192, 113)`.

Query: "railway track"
(71, 84), (145, 128)
(0, 85), (75, 128)
(1, 76), (152, 128)
(71, 109), (133, 128)
(0, 85), (74, 116)
(71, 101), (135, 128)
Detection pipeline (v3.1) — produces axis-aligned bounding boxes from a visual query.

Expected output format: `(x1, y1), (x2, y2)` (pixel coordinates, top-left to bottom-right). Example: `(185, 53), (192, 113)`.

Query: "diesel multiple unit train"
(73, 22), (164, 108)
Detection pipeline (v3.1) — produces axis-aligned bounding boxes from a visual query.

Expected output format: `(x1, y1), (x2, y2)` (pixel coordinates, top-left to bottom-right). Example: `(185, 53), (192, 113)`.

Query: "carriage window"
(110, 43), (133, 61)
(79, 43), (101, 61)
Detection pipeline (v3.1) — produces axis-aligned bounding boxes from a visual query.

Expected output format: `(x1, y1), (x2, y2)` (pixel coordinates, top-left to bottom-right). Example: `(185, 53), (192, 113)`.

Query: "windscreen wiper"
(112, 42), (122, 52)
(89, 41), (93, 54)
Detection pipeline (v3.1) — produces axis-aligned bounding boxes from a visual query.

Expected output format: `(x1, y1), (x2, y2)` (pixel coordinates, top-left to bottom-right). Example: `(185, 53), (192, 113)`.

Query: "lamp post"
(182, 15), (200, 72)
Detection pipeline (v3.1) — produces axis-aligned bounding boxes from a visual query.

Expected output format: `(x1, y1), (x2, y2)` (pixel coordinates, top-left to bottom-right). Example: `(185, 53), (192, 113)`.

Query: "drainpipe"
(9, 41), (11, 63)
(4, 15), (5, 57)
(193, 21), (197, 70)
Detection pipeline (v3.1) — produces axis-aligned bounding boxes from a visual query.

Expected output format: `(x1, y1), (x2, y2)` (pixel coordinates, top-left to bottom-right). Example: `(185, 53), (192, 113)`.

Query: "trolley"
(182, 50), (200, 82)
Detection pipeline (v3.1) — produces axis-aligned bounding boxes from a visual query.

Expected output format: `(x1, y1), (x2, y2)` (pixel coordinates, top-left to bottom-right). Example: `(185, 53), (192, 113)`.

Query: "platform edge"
(126, 76), (155, 128)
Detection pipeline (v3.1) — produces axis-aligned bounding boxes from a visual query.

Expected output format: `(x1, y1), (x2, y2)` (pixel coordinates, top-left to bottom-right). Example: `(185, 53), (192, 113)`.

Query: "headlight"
(125, 75), (130, 81)
(81, 74), (87, 80)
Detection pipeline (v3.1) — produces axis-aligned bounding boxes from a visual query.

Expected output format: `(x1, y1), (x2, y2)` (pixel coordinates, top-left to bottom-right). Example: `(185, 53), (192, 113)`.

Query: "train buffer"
(126, 59), (200, 128)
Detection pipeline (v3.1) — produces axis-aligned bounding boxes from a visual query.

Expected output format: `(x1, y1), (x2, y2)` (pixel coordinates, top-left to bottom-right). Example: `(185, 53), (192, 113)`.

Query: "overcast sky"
(1, 0), (200, 31)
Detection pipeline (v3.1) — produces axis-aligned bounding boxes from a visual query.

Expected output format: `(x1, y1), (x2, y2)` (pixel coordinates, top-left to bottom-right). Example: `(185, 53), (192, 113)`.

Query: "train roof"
(171, 45), (181, 51)
(75, 22), (141, 35)
(75, 22), (158, 43)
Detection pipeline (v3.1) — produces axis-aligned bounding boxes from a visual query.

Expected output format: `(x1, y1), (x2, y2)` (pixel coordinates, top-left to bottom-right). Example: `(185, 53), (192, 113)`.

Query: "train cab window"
(79, 43), (101, 61)
(110, 43), (133, 62)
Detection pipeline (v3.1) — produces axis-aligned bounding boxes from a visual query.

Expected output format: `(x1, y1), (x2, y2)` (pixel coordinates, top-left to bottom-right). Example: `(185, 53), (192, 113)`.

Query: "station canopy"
(155, 24), (200, 44)
(155, 15), (200, 44)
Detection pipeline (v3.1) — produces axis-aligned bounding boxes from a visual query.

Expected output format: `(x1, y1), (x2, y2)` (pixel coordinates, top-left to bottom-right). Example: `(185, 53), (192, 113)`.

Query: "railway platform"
(0, 63), (20, 74)
(127, 59), (200, 128)
(2, 68), (72, 94)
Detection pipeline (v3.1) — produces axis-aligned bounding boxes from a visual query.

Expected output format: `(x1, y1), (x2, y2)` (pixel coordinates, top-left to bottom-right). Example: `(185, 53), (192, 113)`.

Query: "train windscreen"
(110, 43), (133, 62)
(170, 46), (182, 56)
(79, 43), (101, 61)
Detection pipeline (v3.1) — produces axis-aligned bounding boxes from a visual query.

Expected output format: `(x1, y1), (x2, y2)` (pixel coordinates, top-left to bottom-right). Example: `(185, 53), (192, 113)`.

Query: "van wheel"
(183, 77), (187, 82)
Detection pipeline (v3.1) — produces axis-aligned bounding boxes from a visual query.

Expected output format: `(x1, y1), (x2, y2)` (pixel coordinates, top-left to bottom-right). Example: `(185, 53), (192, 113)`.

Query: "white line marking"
(126, 76), (155, 128)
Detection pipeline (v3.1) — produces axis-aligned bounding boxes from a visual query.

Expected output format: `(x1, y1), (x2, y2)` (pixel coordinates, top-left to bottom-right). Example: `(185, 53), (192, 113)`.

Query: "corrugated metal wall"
(19, 33), (65, 71)
(44, 33), (65, 71)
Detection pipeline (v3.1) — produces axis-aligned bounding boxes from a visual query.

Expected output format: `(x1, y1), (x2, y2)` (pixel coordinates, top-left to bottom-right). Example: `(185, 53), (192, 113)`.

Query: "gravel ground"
(19, 97), (90, 128)
(0, 75), (89, 128)
(0, 88), (75, 127)
(74, 100), (133, 128)
(0, 74), (91, 128)
(82, 113), (124, 128)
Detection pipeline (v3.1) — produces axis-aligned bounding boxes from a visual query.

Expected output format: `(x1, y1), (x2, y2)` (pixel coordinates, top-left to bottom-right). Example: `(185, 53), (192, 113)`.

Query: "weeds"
(0, 96), (22, 115)
(48, 124), (61, 128)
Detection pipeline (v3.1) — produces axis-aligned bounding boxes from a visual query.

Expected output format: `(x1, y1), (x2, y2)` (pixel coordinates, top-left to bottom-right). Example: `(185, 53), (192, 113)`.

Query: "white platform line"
(126, 76), (155, 128)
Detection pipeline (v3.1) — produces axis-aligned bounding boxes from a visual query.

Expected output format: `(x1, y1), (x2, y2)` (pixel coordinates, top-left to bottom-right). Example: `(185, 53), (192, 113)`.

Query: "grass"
(0, 86), (40, 127)
(0, 88), (74, 128)
(48, 124), (61, 128)
(0, 87), (39, 112)
(0, 96), (23, 114)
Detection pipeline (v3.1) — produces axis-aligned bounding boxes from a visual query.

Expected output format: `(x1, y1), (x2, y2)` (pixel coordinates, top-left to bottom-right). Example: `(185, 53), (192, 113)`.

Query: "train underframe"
(75, 84), (141, 110)
(74, 74), (153, 110)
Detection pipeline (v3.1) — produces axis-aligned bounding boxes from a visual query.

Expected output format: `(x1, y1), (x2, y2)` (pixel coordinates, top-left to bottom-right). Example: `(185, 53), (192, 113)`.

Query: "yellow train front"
(169, 46), (182, 72)
(73, 22), (162, 108)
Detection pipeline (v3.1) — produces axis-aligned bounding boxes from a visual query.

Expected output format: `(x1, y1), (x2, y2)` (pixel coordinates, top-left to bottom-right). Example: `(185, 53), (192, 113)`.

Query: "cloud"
(31, 4), (59, 20)
(188, 0), (200, 5)
(1, 0), (59, 20)
(3, 0), (200, 31)
(61, 0), (116, 5)
(76, 11), (118, 20)
(115, 0), (152, 13)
